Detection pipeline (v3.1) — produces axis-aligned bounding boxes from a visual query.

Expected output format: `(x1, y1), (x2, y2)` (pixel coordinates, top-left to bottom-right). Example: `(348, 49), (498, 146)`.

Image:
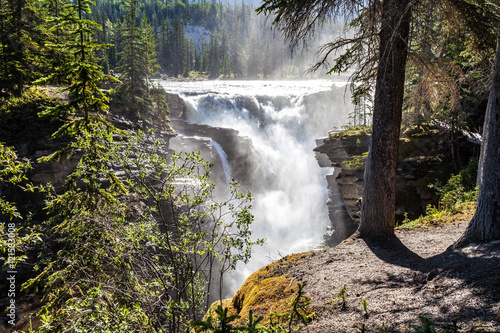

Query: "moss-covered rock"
(207, 251), (316, 326)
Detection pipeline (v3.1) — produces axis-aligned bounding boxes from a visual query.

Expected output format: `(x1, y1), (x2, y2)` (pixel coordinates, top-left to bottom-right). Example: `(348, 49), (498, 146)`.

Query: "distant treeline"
(90, 0), (341, 78)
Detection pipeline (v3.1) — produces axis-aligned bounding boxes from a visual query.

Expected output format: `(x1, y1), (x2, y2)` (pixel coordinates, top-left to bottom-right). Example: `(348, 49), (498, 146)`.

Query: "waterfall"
(210, 139), (232, 184)
(160, 80), (354, 296)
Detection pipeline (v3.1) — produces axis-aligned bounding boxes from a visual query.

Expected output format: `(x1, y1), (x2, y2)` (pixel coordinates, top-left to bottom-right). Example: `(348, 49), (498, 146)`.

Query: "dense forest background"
(1, 0), (341, 83)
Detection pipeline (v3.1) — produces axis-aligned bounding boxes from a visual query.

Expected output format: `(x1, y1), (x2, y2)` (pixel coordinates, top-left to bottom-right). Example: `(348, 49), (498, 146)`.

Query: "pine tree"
(0, 0), (43, 96)
(220, 27), (230, 77)
(117, 0), (146, 92)
(208, 30), (220, 78)
(158, 17), (171, 73)
(140, 13), (160, 87)
(230, 20), (244, 78)
(169, 17), (186, 77)
(38, 0), (112, 131)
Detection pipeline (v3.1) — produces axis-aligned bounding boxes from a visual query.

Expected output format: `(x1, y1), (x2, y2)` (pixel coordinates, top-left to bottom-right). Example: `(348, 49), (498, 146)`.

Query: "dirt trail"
(287, 220), (500, 332)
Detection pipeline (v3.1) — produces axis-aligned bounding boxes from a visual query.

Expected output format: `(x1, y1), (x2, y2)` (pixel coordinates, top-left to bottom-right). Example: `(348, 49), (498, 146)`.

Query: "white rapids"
(159, 79), (354, 296)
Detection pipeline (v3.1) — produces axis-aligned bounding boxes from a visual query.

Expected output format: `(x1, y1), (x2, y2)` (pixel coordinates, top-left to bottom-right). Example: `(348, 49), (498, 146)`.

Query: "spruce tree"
(169, 17), (187, 77)
(140, 13), (160, 87)
(117, 0), (146, 93)
(0, 0), (43, 96)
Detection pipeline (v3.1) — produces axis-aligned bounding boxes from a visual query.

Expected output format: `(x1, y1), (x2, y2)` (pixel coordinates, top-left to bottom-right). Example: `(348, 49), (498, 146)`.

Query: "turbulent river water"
(159, 79), (354, 296)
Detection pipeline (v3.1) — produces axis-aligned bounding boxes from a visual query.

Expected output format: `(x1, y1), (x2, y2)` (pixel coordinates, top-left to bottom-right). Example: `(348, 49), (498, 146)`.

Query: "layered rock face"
(315, 130), (371, 223)
(315, 125), (476, 223)
(165, 93), (255, 187)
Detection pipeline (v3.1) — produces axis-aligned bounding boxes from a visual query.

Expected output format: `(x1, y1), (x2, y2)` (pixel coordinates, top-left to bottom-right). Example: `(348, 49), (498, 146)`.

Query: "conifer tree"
(0, 0), (43, 96)
(38, 0), (112, 132)
(158, 18), (170, 73)
(117, 0), (146, 92)
(169, 17), (187, 77)
(230, 20), (244, 77)
(140, 13), (160, 87)
(208, 30), (220, 78)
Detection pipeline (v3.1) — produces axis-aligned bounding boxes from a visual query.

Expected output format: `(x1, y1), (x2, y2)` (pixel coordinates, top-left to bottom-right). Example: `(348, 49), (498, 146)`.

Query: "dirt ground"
(284, 220), (500, 332)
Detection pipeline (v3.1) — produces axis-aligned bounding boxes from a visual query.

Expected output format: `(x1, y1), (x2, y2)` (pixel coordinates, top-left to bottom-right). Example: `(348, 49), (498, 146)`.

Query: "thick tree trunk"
(454, 27), (500, 247)
(358, 0), (412, 238)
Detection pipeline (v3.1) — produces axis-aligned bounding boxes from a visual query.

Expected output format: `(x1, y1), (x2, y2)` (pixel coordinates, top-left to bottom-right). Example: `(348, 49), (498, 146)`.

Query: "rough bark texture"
(358, 0), (412, 237)
(455, 28), (500, 247)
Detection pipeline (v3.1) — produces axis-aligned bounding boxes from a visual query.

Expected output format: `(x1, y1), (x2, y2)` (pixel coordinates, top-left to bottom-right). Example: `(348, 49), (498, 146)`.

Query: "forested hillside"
(1, 0), (339, 84)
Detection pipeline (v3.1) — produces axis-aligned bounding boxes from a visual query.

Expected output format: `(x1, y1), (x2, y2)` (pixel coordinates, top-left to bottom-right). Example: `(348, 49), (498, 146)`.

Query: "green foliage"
(287, 282), (315, 330)
(399, 204), (451, 229)
(336, 284), (348, 310)
(344, 152), (369, 168)
(110, 83), (170, 123)
(117, 0), (148, 92)
(25, 128), (262, 332)
(361, 299), (368, 317)
(0, 0), (45, 96)
(412, 316), (436, 333)
(399, 158), (478, 229)
(194, 305), (242, 333)
(36, 0), (114, 142)
(194, 282), (314, 333)
(0, 87), (65, 143)
(0, 143), (42, 269)
(430, 158), (478, 212)
(0, 143), (32, 220)
(269, 282), (314, 331)
(328, 126), (371, 140)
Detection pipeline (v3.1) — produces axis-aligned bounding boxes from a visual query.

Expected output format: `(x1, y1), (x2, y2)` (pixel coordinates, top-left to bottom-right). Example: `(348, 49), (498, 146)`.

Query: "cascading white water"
(210, 139), (232, 184)
(160, 80), (354, 296)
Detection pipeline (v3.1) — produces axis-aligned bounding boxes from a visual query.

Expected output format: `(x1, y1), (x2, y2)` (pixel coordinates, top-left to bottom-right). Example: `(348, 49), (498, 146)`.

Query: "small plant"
(289, 282), (315, 330)
(268, 282), (315, 332)
(359, 323), (367, 332)
(193, 305), (240, 333)
(412, 315), (436, 333)
(441, 319), (461, 333)
(243, 310), (265, 333)
(337, 284), (348, 310)
(361, 299), (369, 317)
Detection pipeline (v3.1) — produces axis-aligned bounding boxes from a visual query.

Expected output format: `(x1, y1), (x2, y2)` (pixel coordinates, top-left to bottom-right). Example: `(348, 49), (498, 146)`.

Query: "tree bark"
(358, 0), (412, 238)
(454, 27), (500, 247)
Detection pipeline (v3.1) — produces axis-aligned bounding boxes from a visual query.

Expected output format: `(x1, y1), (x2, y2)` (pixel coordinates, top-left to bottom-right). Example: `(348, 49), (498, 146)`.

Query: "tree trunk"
(454, 27), (500, 247)
(358, 0), (412, 238)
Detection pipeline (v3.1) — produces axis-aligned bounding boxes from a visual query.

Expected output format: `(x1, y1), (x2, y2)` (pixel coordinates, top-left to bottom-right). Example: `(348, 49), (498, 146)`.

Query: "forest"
(1, 0), (500, 332)
(1, 0), (339, 84)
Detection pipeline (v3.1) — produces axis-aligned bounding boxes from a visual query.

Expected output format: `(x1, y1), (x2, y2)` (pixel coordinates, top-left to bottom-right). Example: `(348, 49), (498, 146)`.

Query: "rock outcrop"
(315, 124), (477, 223)
(165, 95), (255, 187)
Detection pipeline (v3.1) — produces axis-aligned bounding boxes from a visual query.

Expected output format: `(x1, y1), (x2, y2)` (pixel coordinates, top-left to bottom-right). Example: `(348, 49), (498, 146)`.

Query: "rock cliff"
(165, 93), (255, 187)
(315, 124), (477, 223)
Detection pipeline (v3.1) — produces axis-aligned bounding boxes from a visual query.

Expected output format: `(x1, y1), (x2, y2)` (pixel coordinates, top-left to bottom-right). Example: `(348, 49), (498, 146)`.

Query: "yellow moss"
(329, 126), (371, 139)
(206, 251), (317, 326)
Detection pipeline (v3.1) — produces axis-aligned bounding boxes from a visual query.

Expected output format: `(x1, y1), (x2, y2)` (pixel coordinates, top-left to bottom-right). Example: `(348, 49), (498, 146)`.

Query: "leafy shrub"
(0, 87), (64, 144)
(24, 129), (263, 333)
(431, 158), (478, 212)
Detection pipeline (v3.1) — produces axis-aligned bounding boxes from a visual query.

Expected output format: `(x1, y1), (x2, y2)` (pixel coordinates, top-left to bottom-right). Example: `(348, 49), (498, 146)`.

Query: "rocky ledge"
(315, 124), (477, 223)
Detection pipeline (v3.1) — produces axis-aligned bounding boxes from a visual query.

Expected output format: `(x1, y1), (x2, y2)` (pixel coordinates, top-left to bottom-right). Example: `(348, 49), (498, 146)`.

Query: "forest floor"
(283, 217), (500, 332)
